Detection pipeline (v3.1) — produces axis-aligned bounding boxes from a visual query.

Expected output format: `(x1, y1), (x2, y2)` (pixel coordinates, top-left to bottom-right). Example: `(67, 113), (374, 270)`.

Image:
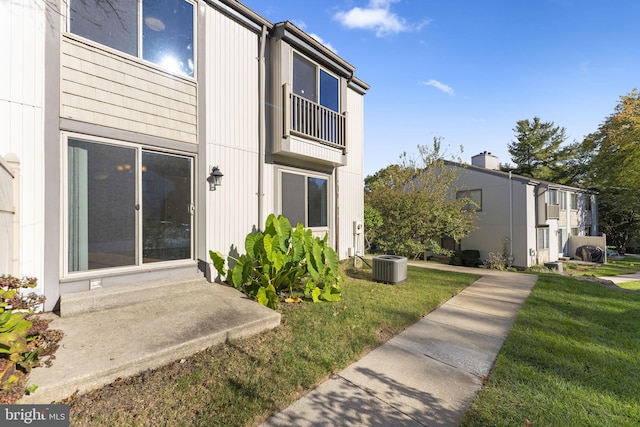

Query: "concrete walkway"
(260, 262), (538, 427)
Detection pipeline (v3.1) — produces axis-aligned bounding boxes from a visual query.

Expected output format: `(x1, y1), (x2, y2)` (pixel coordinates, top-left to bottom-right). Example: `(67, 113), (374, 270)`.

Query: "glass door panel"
(68, 139), (137, 271)
(142, 152), (192, 263)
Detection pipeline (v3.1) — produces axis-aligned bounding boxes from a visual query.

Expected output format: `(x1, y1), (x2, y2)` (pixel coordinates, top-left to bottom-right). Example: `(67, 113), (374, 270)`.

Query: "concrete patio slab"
(20, 280), (281, 404)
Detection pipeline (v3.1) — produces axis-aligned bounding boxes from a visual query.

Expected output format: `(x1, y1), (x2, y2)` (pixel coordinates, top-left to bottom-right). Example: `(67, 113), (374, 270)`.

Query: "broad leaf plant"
(210, 214), (341, 309)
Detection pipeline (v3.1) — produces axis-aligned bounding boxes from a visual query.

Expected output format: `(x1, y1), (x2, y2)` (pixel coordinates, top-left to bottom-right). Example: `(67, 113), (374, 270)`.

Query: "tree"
(581, 89), (640, 250)
(505, 117), (570, 182)
(364, 139), (477, 258)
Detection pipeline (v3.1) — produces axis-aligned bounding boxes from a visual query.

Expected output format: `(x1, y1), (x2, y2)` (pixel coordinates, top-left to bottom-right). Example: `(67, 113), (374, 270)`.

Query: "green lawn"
(68, 265), (478, 426)
(460, 273), (640, 427)
(618, 280), (640, 291)
(565, 255), (640, 277)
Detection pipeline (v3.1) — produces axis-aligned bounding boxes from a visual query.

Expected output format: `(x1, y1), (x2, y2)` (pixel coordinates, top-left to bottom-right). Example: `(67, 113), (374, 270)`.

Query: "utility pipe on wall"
(509, 171), (513, 262)
(258, 25), (267, 229)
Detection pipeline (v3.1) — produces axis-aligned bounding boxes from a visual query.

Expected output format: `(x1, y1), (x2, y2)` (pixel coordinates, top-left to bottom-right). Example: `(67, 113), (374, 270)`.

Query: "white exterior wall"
(457, 168), (512, 261)
(336, 87), (365, 259)
(524, 184), (537, 267)
(456, 168), (541, 267)
(0, 156), (14, 274)
(204, 7), (260, 260)
(0, 0), (45, 285)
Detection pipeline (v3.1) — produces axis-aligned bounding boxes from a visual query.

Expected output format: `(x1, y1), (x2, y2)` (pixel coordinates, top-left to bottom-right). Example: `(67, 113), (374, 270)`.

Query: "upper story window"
(69, 0), (195, 77)
(559, 191), (567, 210)
(456, 189), (482, 211)
(548, 189), (558, 205)
(293, 53), (339, 112)
(584, 195), (592, 211)
(570, 193), (578, 210)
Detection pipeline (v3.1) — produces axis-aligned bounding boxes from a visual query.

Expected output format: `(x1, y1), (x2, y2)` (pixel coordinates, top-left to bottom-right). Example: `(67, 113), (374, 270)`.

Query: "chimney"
(471, 151), (499, 170)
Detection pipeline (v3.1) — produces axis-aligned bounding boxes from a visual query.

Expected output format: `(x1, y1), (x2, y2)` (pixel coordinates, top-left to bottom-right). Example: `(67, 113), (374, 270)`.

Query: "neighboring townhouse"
(1, 0), (369, 312)
(447, 152), (598, 267)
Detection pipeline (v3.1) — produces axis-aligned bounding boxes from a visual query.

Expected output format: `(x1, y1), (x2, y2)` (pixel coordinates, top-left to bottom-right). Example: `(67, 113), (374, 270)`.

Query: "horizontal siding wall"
(61, 37), (197, 144)
(205, 8), (260, 259)
(0, 0), (45, 283)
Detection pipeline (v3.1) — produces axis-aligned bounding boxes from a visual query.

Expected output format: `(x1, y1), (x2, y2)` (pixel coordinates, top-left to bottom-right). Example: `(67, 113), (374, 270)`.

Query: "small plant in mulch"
(0, 275), (64, 403)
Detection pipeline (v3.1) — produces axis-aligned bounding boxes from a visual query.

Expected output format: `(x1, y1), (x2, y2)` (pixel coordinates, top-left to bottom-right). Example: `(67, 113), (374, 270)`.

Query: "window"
(293, 53), (339, 112)
(584, 195), (592, 211)
(70, 0), (195, 77)
(456, 189), (482, 211)
(281, 171), (328, 228)
(67, 137), (193, 273)
(537, 228), (549, 249)
(548, 189), (558, 205)
(570, 193), (578, 210)
(571, 227), (579, 236)
(559, 191), (567, 210)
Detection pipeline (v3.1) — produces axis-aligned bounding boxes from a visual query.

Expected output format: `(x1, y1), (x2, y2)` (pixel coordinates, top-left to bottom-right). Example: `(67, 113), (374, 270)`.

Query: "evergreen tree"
(506, 117), (569, 182)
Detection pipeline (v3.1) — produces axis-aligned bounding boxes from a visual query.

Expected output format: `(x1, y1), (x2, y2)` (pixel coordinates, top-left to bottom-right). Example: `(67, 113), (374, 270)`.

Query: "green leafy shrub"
(461, 250), (480, 267)
(210, 214), (341, 309)
(0, 276), (47, 392)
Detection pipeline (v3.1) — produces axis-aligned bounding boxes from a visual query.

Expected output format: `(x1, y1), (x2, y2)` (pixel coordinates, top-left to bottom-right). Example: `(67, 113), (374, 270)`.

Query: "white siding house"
(1, 0), (369, 312)
(449, 152), (598, 267)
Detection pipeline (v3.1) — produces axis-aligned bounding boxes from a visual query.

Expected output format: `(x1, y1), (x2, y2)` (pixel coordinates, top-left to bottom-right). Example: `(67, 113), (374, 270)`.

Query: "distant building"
(446, 152), (598, 267)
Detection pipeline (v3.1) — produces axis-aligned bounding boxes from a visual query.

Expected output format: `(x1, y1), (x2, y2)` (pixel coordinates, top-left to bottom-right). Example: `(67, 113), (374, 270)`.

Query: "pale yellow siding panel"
(61, 38), (197, 144)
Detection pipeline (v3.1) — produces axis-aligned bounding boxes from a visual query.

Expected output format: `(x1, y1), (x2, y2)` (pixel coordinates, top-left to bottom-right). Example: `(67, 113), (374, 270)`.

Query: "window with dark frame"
(69, 0), (195, 77)
(281, 171), (328, 228)
(293, 53), (339, 112)
(456, 189), (482, 211)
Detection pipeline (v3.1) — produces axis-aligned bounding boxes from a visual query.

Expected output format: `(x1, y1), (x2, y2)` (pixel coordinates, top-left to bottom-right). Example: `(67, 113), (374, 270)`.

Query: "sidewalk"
(260, 263), (538, 427)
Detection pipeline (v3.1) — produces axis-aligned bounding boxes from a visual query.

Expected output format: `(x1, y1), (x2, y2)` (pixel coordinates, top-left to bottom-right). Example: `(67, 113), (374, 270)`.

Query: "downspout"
(335, 168), (340, 257)
(258, 25), (267, 229)
(509, 171), (513, 262)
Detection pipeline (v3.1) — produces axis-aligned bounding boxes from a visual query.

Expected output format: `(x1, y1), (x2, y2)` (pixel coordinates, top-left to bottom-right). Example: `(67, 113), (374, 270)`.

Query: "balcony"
(546, 203), (560, 220)
(273, 84), (347, 166)
(276, 85), (346, 162)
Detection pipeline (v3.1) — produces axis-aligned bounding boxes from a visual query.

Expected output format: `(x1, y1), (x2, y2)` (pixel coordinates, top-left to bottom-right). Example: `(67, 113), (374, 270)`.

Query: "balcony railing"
(546, 203), (560, 220)
(283, 84), (347, 151)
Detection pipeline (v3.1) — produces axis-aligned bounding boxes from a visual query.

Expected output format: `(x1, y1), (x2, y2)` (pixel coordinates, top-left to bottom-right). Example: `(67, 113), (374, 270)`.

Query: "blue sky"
(240, 0), (640, 176)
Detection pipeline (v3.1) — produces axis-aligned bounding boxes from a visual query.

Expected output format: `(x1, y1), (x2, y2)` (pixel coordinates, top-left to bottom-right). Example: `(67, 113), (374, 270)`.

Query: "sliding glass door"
(67, 138), (193, 273)
(142, 152), (192, 263)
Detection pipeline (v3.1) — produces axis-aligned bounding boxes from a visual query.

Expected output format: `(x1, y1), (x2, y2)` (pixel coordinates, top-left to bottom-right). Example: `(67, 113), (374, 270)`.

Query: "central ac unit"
(372, 255), (407, 284)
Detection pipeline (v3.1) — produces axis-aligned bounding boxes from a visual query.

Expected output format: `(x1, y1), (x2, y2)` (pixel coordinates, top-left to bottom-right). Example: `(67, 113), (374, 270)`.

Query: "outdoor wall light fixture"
(207, 166), (223, 191)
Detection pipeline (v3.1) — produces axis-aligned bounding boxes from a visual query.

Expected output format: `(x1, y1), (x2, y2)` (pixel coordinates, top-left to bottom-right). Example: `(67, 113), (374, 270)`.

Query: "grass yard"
(460, 273), (640, 427)
(617, 280), (640, 291)
(67, 265), (478, 427)
(564, 255), (640, 277)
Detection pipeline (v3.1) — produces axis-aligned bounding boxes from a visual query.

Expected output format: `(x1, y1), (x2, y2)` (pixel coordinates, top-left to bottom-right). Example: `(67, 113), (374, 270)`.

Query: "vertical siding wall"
(0, 156), (14, 274)
(205, 8), (260, 259)
(336, 88), (365, 259)
(0, 0), (45, 282)
(457, 169), (511, 261)
(60, 38), (197, 144)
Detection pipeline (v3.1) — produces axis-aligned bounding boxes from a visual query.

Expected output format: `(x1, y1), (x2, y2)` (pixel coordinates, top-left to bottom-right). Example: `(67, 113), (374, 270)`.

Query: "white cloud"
(333, 0), (417, 37)
(310, 33), (337, 53)
(423, 80), (455, 96)
(292, 20), (337, 53)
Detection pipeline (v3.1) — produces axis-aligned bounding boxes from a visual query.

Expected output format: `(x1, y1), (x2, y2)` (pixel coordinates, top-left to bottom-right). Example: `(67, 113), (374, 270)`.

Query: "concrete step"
(59, 274), (210, 317)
